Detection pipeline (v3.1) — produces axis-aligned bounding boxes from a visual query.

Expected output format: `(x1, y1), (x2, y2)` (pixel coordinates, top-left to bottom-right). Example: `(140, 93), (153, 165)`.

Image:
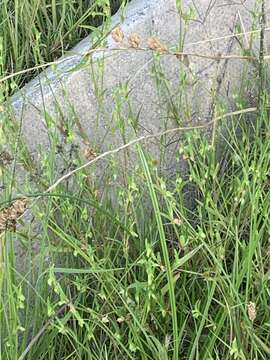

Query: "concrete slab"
(1, 0), (269, 273)
(3, 0), (270, 174)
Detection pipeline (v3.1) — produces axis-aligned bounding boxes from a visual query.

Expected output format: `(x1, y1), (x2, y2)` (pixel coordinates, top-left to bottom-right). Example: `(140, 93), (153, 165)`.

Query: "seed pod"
(248, 302), (256, 322)
(128, 33), (140, 48)
(0, 198), (27, 234)
(84, 145), (97, 161)
(147, 36), (167, 53)
(111, 26), (124, 43)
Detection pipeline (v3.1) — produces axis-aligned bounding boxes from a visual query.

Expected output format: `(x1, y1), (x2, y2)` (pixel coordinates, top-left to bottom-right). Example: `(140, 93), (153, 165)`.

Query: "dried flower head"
(111, 26), (124, 43)
(0, 198), (27, 234)
(0, 150), (13, 166)
(248, 302), (256, 322)
(172, 218), (182, 225)
(147, 37), (167, 53)
(83, 145), (97, 161)
(13, 199), (27, 214)
(128, 33), (140, 48)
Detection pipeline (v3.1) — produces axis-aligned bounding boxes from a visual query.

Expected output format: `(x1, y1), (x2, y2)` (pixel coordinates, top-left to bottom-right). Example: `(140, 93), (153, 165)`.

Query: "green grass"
(1, 95), (270, 358)
(1, 1), (270, 359)
(0, 0), (126, 98)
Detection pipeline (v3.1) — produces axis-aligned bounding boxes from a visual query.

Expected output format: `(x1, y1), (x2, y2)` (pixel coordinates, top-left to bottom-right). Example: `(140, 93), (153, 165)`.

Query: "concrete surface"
(2, 0), (270, 272)
(4, 0), (270, 174)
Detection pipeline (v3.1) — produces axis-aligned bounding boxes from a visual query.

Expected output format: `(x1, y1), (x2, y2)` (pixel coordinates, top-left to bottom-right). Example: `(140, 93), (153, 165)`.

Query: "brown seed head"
(84, 146), (97, 161)
(0, 198), (27, 234)
(128, 33), (140, 48)
(13, 199), (27, 215)
(147, 37), (167, 53)
(248, 302), (256, 322)
(111, 26), (124, 43)
(0, 151), (13, 166)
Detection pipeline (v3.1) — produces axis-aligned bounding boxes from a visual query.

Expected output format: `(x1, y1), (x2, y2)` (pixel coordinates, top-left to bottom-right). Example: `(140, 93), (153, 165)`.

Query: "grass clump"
(1, 96), (270, 358)
(0, 0), (126, 97)
(0, 1), (270, 359)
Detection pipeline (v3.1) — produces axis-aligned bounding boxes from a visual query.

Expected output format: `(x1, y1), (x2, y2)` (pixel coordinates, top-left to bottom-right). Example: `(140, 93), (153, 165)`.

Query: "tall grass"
(1, 90), (270, 358)
(1, 1), (270, 359)
(0, 0), (125, 97)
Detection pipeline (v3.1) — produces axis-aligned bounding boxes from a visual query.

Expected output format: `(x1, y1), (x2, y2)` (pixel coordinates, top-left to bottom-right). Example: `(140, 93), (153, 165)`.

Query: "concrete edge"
(10, 0), (159, 110)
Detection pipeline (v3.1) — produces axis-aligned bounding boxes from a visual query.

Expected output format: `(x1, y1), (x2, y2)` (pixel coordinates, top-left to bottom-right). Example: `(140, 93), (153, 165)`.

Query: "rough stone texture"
(4, 0), (270, 174)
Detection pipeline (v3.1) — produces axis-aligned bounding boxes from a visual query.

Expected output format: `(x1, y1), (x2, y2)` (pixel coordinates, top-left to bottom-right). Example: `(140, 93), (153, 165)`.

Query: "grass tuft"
(0, 1), (270, 359)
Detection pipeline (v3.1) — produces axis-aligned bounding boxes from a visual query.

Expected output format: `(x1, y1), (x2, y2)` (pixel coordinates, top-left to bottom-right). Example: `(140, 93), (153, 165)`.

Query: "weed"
(0, 0), (126, 97)
(0, 1), (270, 359)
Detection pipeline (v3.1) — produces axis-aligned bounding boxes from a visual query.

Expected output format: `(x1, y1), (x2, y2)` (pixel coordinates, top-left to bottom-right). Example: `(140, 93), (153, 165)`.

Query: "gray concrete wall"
(4, 0), (270, 173)
(2, 0), (269, 272)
